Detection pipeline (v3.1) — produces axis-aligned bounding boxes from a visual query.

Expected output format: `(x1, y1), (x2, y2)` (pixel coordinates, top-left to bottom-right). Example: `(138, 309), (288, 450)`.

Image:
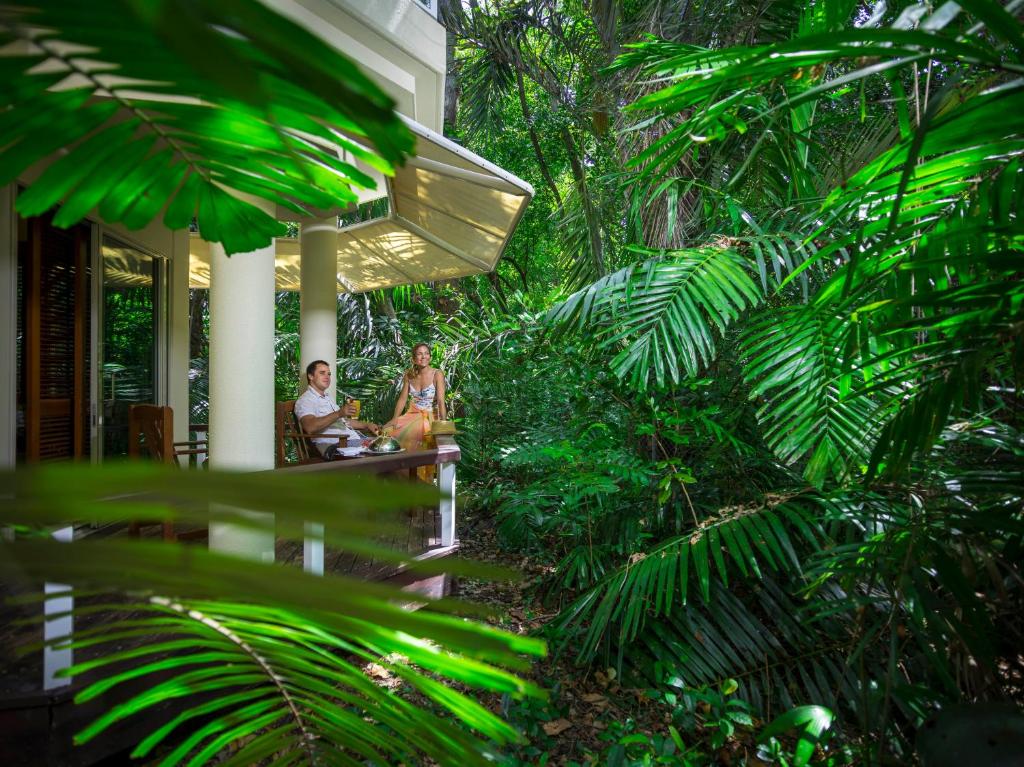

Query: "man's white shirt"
(294, 387), (359, 450)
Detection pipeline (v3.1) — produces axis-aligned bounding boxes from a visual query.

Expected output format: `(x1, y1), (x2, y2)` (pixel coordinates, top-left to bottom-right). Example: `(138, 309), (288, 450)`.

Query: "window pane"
(101, 238), (157, 459)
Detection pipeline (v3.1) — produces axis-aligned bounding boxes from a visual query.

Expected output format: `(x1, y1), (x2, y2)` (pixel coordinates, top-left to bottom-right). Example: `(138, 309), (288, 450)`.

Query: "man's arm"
(297, 401), (357, 435)
(298, 412), (340, 435)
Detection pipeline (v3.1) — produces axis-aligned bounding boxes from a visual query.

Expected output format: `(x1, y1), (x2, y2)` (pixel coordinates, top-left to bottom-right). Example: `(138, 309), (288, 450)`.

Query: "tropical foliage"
(424, 0), (1024, 762)
(7, 0), (1024, 764)
(1, 464), (544, 766)
(0, 0), (412, 254)
(61, 0), (1024, 758)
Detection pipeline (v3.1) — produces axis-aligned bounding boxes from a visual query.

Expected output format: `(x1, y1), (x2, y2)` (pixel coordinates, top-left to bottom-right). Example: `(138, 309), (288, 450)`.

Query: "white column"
(167, 228), (192, 448)
(299, 217), (337, 574)
(207, 198), (277, 562)
(303, 522), (324, 576)
(298, 216), (339, 398)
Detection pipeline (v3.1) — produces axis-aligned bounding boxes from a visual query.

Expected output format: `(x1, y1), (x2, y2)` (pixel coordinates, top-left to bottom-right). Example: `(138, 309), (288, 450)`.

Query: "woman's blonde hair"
(405, 343), (431, 381)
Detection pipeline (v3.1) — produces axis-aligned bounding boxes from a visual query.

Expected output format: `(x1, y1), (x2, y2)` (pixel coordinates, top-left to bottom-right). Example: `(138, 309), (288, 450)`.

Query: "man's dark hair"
(305, 359), (330, 384)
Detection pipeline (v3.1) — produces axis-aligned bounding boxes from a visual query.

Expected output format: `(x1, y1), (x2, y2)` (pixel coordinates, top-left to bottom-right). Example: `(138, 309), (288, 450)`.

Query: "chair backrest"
(276, 400), (314, 467)
(128, 404), (174, 464)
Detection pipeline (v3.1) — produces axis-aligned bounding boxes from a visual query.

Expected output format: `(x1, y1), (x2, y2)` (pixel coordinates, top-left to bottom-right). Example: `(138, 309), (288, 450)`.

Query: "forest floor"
(453, 508), (661, 765)
(438, 507), (758, 766)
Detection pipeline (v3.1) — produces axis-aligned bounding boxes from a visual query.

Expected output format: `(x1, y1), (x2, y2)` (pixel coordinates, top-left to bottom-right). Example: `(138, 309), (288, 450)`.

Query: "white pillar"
(207, 198), (277, 561)
(299, 216), (339, 398)
(299, 217), (337, 574)
(303, 522), (324, 576)
(167, 228), (192, 448)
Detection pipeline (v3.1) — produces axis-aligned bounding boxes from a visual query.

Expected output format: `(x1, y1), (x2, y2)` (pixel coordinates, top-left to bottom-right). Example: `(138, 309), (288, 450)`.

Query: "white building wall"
(267, 0), (445, 131)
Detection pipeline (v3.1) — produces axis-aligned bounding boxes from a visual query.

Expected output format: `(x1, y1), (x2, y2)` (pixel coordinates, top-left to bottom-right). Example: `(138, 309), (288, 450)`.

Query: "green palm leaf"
(634, 581), (858, 717)
(44, 597), (531, 766)
(546, 246), (762, 388)
(0, 0), (413, 254)
(614, 2), (1019, 184)
(2, 464), (545, 765)
(741, 304), (886, 486)
(802, 489), (1024, 697)
(552, 493), (827, 662)
(825, 156), (1024, 478)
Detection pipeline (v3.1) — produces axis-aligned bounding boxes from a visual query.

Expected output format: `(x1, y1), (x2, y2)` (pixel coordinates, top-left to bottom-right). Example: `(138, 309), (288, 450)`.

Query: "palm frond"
(546, 246), (762, 388)
(0, 0), (412, 254)
(614, 4), (1019, 184)
(737, 231), (831, 300)
(802, 488), (1024, 699)
(460, 47), (516, 133)
(741, 304), (886, 486)
(632, 580), (858, 718)
(836, 159), (1024, 478)
(3, 464), (546, 765)
(554, 184), (602, 291)
(44, 596), (531, 766)
(552, 493), (829, 662)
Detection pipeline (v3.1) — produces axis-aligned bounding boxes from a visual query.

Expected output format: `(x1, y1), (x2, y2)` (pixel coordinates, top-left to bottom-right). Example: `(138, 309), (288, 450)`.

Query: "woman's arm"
(435, 370), (447, 420)
(391, 377), (409, 421)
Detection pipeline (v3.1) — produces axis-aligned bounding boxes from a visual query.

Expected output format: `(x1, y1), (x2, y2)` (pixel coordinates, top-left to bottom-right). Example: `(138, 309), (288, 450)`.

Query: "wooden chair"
(128, 405), (208, 467)
(276, 400), (347, 467)
(128, 404), (173, 464)
(127, 404), (208, 540)
(277, 400), (317, 467)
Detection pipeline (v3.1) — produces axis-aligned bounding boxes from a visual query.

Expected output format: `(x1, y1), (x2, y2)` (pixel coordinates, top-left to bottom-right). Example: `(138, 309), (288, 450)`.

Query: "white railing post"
(438, 461), (456, 547)
(304, 522), (324, 576)
(43, 525), (73, 691)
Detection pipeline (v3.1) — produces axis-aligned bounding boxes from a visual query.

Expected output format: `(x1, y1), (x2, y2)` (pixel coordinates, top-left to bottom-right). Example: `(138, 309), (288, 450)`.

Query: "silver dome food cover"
(368, 435), (402, 453)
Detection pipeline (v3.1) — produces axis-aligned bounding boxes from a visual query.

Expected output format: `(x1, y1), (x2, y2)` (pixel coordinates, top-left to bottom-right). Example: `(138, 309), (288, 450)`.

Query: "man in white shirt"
(294, 360), (380, 456)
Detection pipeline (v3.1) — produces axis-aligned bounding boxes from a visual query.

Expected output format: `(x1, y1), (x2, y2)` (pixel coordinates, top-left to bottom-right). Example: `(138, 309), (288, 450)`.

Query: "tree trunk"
(561, 126), (605, 277)
(189, 289), (207, 359)
(486, 272), (510, 313)
(505, 254), (529, 292)
(515, 68), (562, 206)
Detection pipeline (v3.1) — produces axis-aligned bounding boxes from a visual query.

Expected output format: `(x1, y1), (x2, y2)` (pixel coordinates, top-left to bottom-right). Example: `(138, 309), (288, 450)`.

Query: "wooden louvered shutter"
(19, 213), (91, 462)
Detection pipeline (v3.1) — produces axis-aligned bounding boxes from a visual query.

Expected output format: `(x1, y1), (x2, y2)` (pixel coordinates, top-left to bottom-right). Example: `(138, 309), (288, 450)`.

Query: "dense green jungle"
(182, 1), (1024, 764)
(2, 0), (1022, 765)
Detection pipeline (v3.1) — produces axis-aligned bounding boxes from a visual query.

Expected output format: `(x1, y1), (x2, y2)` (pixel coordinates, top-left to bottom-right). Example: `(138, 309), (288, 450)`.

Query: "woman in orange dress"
(385, 343), (447, 453)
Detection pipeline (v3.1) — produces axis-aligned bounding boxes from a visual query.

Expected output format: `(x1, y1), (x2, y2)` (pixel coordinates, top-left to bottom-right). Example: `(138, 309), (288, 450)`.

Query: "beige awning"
(189, 118), (533, 293)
